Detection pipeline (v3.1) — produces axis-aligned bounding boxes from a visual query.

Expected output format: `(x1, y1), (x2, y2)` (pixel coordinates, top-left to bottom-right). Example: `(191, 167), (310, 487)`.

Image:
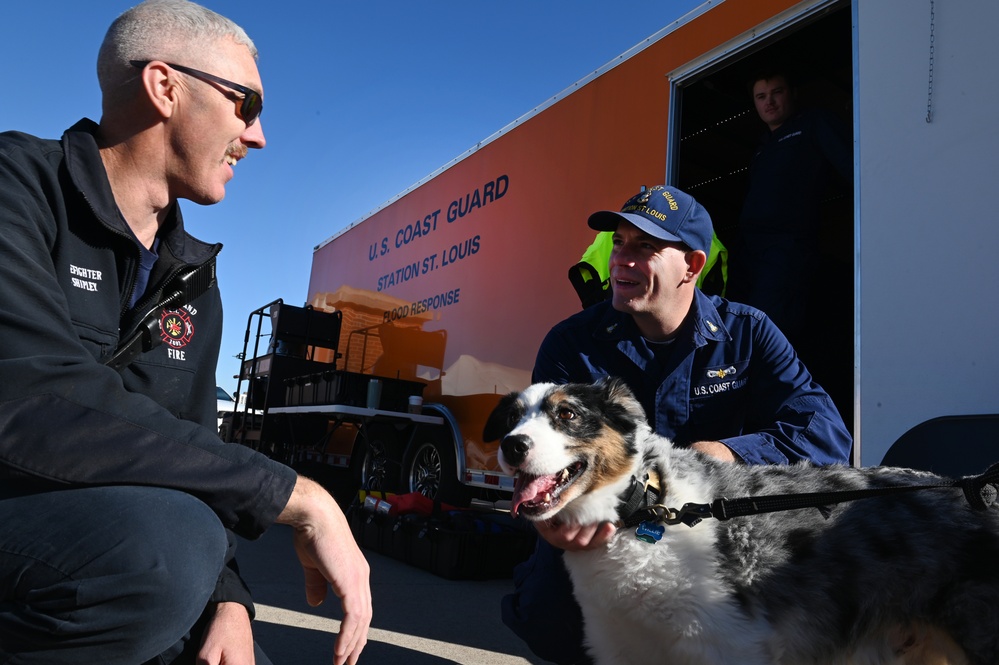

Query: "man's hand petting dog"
(537, 441), (736, 552)
(536, 519), (617, 551)
(690, 439), (739, 463)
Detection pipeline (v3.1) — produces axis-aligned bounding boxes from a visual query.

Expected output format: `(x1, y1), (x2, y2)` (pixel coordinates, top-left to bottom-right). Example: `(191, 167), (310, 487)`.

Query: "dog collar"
(615, 468), (663, 527)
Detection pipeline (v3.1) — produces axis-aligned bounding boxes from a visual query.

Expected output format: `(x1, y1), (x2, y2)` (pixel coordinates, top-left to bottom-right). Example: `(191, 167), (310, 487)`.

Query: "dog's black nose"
(501, 434), (532, 467)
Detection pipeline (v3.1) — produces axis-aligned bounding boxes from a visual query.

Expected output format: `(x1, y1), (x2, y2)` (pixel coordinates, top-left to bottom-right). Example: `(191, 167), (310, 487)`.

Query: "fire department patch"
(160, 309), (194, 349)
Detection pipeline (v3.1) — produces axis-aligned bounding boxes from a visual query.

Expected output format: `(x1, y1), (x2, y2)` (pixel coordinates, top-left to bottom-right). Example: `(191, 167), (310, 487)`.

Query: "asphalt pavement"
(238, 521), (546, 665)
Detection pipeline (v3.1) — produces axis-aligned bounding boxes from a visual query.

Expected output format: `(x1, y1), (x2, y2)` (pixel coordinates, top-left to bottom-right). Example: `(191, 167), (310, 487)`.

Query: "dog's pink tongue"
(511, 473), (557, 516)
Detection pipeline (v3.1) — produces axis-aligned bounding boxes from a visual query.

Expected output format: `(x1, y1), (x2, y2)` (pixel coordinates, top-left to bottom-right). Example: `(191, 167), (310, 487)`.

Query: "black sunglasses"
(130, 60), (262, 126)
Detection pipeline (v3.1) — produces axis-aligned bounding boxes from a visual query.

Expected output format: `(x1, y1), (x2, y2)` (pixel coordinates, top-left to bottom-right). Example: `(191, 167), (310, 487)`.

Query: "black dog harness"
(615, 469), (665, 528)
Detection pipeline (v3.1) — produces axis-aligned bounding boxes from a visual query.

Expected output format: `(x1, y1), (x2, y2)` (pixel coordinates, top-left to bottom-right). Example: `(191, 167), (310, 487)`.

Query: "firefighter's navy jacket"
(533, 290), (852, 464)
(0, 119), (297, 610)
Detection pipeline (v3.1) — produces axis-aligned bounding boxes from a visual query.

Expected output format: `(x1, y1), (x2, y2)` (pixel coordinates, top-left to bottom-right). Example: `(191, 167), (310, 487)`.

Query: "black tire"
(350, 425), (403, 494)
(403, 435), (468, 507)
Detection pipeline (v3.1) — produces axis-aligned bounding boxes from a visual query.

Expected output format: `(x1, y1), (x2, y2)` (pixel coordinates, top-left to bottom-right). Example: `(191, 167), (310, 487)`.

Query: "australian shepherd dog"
(483, 378), (999, 665)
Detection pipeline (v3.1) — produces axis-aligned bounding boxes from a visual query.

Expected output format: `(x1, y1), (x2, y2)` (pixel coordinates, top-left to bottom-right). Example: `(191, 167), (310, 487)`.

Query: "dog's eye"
(557, 408), (575, 420)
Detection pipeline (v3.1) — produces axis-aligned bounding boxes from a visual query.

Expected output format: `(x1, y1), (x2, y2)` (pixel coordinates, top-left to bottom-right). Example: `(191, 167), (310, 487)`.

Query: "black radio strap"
(105, 257), (216, 371)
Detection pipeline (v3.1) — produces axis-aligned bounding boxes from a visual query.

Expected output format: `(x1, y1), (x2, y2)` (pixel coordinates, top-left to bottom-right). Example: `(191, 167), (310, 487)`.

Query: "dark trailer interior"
(672, 2), (855, 430)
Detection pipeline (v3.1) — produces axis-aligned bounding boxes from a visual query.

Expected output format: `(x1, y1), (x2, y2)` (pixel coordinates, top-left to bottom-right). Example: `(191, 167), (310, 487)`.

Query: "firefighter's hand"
(278, 477), (371, 665)
(534, 519), (616, 551)
(197, 601), (254, 664)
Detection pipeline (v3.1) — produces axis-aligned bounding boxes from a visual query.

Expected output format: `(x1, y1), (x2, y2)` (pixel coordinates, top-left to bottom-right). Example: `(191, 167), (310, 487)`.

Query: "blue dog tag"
(635, 521), (665, 543)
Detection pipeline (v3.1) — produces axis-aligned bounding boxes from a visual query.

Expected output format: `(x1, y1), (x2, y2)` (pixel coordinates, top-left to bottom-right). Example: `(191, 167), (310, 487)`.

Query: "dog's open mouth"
(511, 461), (586, 518)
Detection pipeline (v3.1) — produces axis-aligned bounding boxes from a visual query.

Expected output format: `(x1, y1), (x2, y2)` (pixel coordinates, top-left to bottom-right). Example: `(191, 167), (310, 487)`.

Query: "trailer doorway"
(670, 1), (855, 432)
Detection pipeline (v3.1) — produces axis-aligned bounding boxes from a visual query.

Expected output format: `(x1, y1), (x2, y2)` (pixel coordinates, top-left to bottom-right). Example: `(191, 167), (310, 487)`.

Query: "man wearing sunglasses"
(0, 2), (370, 664)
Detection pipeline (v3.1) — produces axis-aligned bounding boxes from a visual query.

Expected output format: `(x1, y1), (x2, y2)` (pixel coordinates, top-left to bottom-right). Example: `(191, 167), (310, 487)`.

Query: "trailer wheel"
(404, 437), (466, 506)
(350, 425), (402, 494)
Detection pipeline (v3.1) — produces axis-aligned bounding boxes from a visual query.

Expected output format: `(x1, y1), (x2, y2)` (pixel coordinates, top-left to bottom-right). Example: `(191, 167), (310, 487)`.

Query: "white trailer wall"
(856, 0), (999, 465)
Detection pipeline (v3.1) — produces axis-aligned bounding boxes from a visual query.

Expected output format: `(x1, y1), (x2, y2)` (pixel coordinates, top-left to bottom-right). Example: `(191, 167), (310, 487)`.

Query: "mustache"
(227, 143), (248, 161)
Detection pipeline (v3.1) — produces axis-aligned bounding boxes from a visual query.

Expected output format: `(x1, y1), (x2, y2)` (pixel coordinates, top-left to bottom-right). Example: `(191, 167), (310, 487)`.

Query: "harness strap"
(616, 469), (663, 527)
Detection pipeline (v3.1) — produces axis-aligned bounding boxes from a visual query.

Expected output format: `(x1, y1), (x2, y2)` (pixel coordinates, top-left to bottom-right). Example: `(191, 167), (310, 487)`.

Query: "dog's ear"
(483, 391), (522, 442)
(597, 376), (639, 406)
(595, 376), (646, 432)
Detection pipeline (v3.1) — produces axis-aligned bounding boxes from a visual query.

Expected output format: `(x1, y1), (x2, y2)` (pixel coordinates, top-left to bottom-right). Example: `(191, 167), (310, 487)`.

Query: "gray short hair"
(97, 0), (257, 95)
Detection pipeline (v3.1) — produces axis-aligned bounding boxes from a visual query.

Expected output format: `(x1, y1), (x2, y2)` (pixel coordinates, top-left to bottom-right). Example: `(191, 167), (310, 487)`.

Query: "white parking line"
(254, 604), (533, 663)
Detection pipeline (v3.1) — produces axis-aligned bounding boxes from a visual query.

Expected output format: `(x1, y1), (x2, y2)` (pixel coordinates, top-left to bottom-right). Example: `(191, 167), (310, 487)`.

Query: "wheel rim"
(409, 442), (441, 498)
(361, 438), (390, 491)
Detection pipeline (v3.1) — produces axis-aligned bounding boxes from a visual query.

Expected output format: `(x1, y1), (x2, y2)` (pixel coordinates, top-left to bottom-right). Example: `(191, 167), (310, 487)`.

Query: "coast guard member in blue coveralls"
(728, 70), (852, 343)
(501, 185), (852, 664)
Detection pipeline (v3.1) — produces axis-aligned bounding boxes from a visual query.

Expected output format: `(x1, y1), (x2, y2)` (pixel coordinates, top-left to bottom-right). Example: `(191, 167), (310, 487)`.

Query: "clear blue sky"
(0, 0), (703, 392)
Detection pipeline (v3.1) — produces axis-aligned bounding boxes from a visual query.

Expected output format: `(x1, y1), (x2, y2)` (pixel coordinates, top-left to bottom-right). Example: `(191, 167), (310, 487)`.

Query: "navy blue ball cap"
(587, 185), (714, 255)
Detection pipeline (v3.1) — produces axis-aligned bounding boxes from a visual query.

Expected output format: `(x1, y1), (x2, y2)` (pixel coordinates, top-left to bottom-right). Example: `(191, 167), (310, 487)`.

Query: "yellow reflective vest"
(568, 232), (728, 309)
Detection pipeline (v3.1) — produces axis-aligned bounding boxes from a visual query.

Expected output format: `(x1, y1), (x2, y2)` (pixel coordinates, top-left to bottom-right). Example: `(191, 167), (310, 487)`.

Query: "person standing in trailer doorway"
(728, 67), (853, 422)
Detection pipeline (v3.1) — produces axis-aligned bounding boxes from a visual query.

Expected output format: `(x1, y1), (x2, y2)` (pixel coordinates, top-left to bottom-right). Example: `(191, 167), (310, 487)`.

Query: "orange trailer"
(279, 0), (848, 505)
(233, 0), (999, 503)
